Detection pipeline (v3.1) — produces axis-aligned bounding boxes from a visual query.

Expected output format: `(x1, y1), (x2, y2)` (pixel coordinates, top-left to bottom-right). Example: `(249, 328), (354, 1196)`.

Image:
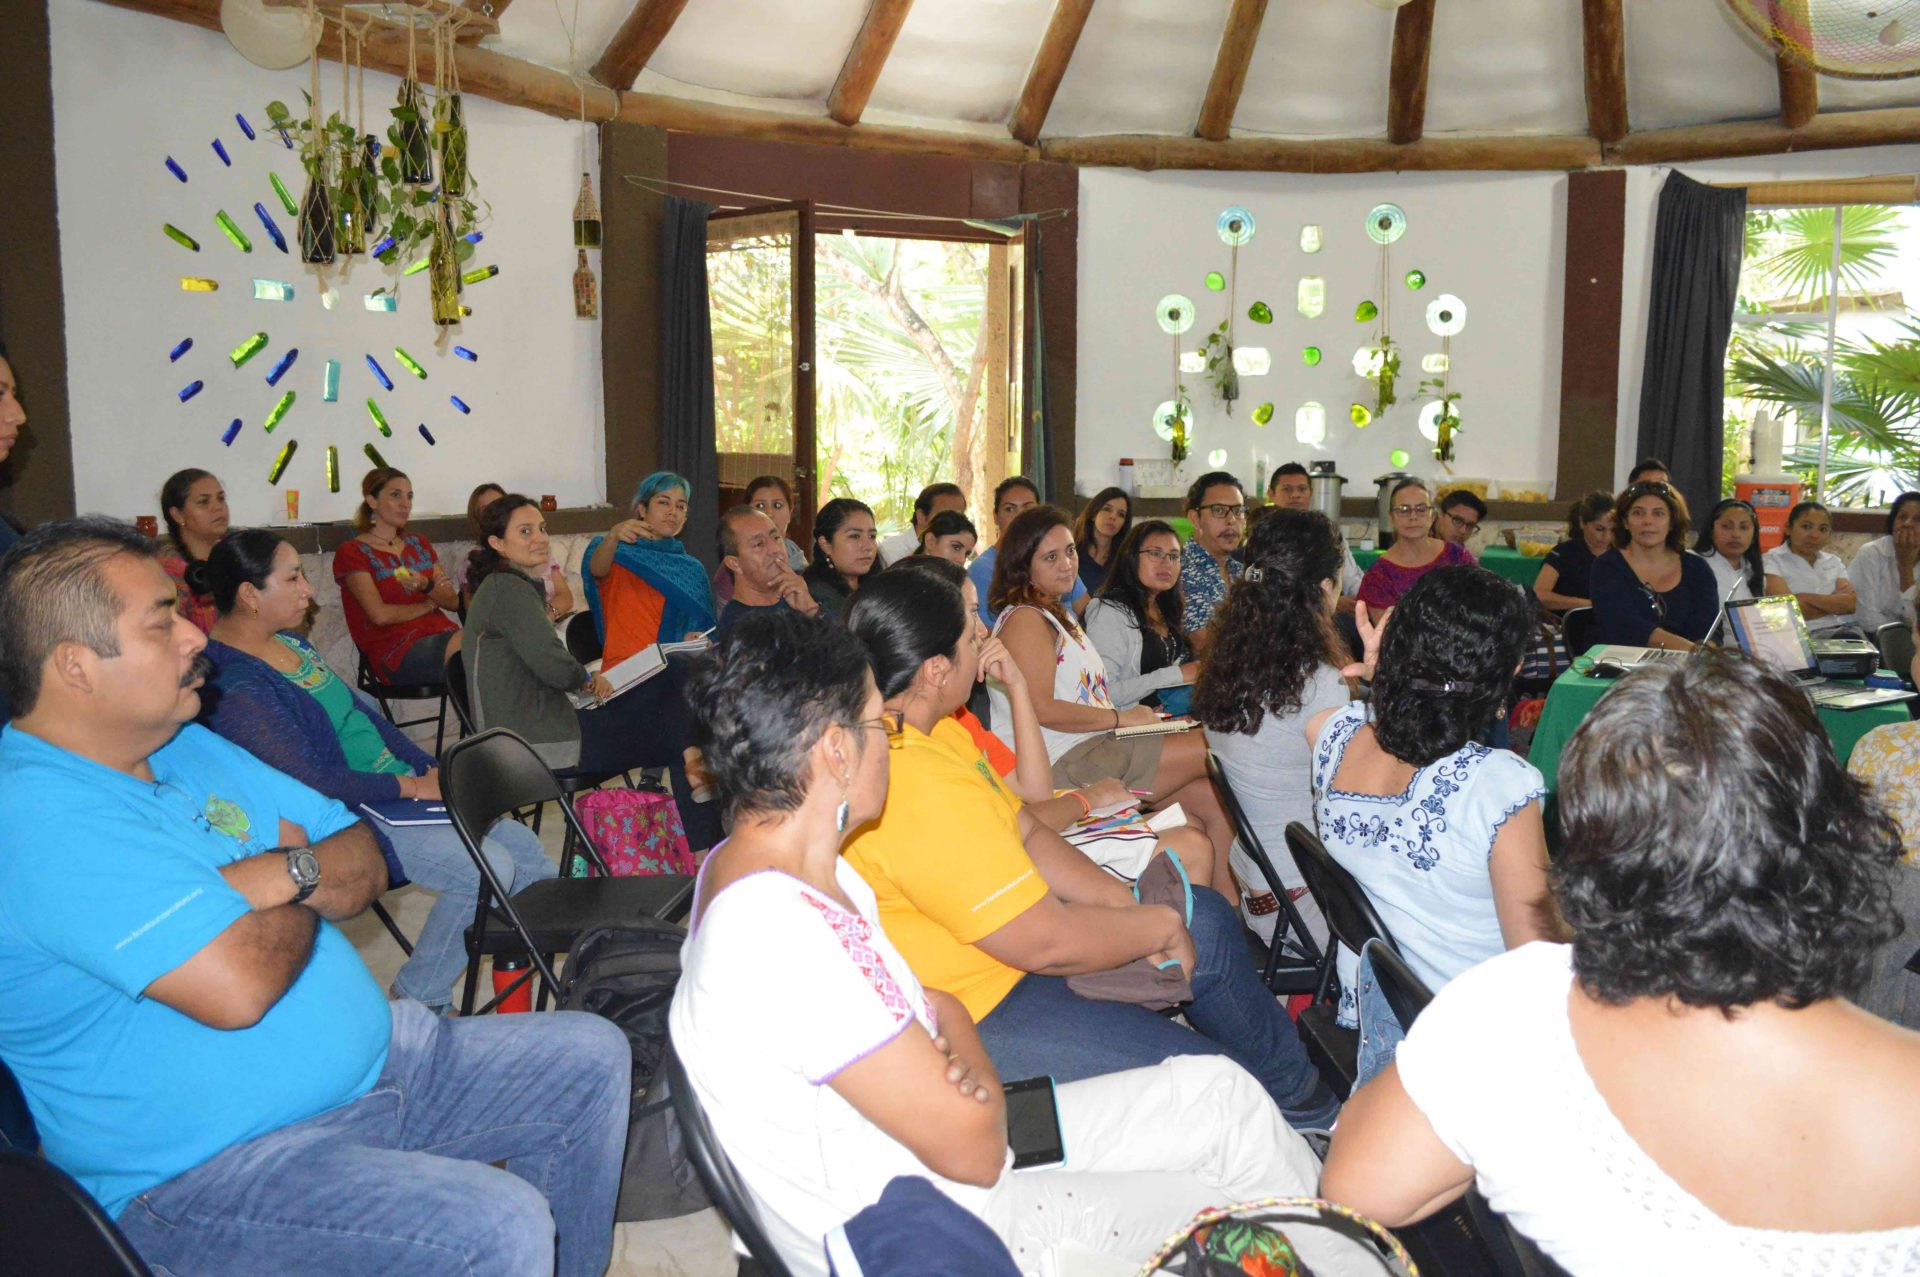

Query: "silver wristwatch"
(285, 846), (321, 905)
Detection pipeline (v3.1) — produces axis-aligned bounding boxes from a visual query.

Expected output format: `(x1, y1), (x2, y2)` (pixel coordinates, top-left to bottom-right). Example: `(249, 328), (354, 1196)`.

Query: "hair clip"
(1408, 676), (1474, 695)
(1241, 566), (1264, 583)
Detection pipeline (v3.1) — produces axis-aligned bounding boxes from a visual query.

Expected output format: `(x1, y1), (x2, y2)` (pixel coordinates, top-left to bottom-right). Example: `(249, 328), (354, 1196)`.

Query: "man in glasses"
(1437, 490), (1488, 548)
(1626, 457), (1670, 489)
(1181, 471), (1246, 633)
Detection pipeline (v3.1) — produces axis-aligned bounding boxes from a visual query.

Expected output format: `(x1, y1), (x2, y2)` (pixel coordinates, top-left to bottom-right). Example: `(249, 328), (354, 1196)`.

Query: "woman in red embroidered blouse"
(1357, 478), (1474, 612)
(333, 467), (461, 683)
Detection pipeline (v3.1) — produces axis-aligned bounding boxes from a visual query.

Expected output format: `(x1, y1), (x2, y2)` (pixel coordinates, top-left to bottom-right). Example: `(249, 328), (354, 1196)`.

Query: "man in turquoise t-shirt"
(0, 519), (630, 1277)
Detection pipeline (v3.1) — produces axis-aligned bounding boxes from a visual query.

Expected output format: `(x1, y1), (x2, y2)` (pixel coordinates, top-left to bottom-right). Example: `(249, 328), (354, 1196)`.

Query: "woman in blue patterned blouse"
(1306, 564), (1560, 1025)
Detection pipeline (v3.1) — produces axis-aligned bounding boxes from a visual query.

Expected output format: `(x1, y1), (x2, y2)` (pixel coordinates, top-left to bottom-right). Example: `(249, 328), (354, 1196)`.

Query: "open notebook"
(570, 633), (713, 709)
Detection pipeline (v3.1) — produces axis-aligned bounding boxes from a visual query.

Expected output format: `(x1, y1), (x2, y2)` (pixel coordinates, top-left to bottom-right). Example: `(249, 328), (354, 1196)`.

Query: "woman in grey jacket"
(1084, 521), (1199, 712)
(464, 494), (721, 850)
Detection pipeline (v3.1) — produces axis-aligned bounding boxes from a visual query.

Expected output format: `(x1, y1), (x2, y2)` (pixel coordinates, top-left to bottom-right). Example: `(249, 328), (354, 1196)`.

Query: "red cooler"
(1734, 475), (1803, 552)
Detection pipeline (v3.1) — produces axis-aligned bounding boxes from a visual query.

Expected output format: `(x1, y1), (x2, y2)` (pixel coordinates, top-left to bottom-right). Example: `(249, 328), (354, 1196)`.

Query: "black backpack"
(558, 921), (711, 1221)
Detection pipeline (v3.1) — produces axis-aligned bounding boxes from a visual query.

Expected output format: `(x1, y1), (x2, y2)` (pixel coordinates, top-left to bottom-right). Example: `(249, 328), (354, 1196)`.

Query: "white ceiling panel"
(1819, 73), (1920, 111)
(1426, 0), (1587, 135)
(867, 0), (1058, 126)
(645, 0), (869, 101)
(1044, 0), (1233, 138)
(1626, 0), (1778, 130)
(492, 0), (632, 74)
(1231, 3), (1394, 139)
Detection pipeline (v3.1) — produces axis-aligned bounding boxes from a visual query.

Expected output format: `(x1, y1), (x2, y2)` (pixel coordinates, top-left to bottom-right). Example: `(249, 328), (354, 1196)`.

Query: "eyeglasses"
(1444, 510), (1481, 537)
(860, 710), (906, 749)
(1392, 503), (1433, 517)
(1196, 504), (1247, 521)
(1137, 548), (1181, 564)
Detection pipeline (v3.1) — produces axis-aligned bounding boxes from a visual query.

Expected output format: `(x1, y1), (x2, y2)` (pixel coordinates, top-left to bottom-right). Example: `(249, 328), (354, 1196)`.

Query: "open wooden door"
(706, 201), (817, 546)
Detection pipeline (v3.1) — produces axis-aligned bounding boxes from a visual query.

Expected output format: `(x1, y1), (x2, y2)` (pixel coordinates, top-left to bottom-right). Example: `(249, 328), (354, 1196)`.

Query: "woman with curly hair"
(1192, 509), (1352, 944)
(1084, 520), (1196, 712)
(1308, 565), (1555, 1024)
(1323, 654), (1920, 1272)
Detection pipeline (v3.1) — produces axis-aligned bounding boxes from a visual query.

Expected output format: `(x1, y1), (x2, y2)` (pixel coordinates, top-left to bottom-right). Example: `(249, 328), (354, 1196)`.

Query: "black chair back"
(442, 729), (607, 881)
(565, 611), (603, 665)
(663, 1042), (795, 1277)
(0, 1058), (154, 1276)
(1560, 606), (1594, 660)
(1204, 752), (1323, 993)
(0, 1056), (37, 1154)
(1466, 1188), (1573, 1277)
(1875, 621), (1915, 687)
(1359, 936), (1432, 1032)
(445, 648), (476, 736)
(1284, 822), (1396, 999)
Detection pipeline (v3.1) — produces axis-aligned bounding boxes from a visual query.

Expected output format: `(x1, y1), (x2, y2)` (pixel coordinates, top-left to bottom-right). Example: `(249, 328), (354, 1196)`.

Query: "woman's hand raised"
(1341, 601), (1390, 681)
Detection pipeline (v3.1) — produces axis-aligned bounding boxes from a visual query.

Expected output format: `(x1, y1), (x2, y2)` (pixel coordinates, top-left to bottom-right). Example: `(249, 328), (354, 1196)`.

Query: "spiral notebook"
(1109, 718), (1198, 740)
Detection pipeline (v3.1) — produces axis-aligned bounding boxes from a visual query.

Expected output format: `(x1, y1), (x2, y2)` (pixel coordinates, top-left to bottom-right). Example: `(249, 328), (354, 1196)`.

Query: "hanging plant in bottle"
(393, 76), (434, 185)
(264, 91), (338, 266)
(428, 199), (463, 326)
(331, 123), (373, 258)
(435, 91), (468, 199)
(1201, 321), (1239, 412)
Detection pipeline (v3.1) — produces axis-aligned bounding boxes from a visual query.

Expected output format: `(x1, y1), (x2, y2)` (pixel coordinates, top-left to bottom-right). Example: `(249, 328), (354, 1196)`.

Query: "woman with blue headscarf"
(584, 471), (719, 668)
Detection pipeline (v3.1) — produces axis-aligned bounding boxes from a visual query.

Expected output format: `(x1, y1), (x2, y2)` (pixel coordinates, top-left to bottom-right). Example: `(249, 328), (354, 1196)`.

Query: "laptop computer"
(1724, 596), (1916, 710)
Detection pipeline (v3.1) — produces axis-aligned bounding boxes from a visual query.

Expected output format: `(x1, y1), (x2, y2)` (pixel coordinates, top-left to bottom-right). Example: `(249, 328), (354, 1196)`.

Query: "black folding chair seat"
(663, 1042), (795, 1277)
(465, 875), (693, 957)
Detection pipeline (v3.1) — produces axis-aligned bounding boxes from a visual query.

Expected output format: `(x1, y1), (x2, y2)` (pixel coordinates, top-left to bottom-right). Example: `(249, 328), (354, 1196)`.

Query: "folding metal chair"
(357, 651), (451, 754)
(442, 729), (693, 1015)
(0, 1057), (155, 1277)
(663, 1041), (793, 1277)
(1283, 821), (1399, 1097)
(1204, 752), (1325, 995)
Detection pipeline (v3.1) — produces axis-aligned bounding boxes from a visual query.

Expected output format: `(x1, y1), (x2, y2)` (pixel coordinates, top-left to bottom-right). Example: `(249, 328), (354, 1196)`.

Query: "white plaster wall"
(1615, 143), (1920, 488)
(1076, 167), (1567, 503)
(49, 0), (606, 528)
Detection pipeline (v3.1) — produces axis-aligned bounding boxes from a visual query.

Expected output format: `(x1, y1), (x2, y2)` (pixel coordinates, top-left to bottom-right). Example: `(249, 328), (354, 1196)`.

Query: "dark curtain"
(1635, 171), (1747, 523)
(659, 195), (719, 570)
(1025, 223), (1052, 498)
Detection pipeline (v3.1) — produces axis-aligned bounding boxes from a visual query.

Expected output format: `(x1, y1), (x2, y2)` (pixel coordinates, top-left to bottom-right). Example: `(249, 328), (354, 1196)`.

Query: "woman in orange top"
(583, 471), (717, 667)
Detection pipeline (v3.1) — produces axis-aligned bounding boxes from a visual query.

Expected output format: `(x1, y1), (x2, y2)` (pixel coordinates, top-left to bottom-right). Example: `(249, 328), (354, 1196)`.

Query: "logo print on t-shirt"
(203, 796), (251, 843)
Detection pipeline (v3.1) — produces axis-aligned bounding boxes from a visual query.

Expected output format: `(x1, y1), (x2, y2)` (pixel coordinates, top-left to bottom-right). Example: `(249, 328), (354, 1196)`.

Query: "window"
(1725, 202), (1920, 508)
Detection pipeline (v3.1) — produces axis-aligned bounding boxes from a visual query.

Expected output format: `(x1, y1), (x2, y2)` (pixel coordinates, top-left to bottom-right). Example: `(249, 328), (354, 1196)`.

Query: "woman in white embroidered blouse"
(1322, 655), (1920, 1275)
(670, 609), (1364, 1277)
(1308, 563), (1559, 1024)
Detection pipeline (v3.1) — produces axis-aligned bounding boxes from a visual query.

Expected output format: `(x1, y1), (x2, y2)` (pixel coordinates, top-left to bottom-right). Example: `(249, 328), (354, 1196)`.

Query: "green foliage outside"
(1724, 205), (1920, 506)
(709, 231), (992, 536)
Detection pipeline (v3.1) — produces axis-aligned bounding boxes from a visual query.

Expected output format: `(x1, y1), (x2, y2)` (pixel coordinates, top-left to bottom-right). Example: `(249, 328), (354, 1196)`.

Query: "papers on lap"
(571, 633), (712, 709)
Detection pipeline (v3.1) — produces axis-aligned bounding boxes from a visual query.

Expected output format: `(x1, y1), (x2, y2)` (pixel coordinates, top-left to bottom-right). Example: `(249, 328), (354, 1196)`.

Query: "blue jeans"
(117, 1000), (630, 1277)
(388, 818), (556, 1010)
(975, 887), (1340, 1129)
(1352, 941), (1408, 1092)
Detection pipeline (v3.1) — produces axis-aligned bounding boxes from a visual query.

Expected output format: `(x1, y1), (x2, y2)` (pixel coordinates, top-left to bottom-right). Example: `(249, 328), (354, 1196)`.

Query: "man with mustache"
(0, 518), (630, 1277)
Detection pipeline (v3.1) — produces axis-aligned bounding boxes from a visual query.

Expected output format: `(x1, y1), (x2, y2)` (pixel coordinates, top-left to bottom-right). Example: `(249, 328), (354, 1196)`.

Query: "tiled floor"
(338, 822), (738, 1277)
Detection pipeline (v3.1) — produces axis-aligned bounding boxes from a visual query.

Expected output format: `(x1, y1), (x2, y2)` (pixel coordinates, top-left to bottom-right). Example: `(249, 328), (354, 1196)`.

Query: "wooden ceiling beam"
(1607, 107), (1920, 164)
(827, 0), (916, 127)
(617, 90), (1030, 161)
(1043, 132), (1603, 173)
(1386, 0), (1436, 145)
(1195, 0), (1268, 142)
(1580, 0), (1628, 143)
(456, 0), (513, 45)
(590, 0), (692, 91)
(1010, 0), (1095, 145)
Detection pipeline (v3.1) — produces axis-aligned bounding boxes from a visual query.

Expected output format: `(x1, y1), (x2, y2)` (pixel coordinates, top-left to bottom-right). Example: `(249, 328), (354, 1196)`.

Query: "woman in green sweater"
(464, 494), (721, 849)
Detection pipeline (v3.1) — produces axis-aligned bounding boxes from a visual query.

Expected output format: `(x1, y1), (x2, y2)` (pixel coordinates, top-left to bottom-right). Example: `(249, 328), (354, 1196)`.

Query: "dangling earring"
(834, 766), (852, 833)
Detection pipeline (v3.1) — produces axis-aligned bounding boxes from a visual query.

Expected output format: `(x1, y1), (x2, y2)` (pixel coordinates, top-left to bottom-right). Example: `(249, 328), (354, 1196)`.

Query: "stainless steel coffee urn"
(1307, 461), (1345, 524)
(1374, 470), (1417, 550)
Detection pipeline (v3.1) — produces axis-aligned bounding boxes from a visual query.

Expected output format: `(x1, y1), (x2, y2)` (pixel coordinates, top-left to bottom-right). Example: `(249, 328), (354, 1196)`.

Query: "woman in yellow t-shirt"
(842, 569), (1340, 1126)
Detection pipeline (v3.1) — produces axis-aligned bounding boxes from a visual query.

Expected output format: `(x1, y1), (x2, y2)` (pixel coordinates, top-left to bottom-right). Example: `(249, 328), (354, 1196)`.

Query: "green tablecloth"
(1353, 543), (1544, 587)
(1526, 658), (1907, 794)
